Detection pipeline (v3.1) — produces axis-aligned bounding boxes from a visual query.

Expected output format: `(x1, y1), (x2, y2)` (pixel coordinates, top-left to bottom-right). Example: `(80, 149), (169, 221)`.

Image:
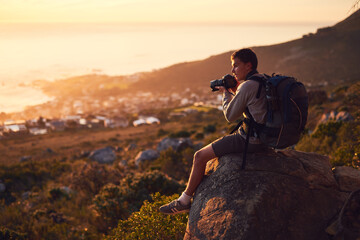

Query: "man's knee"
(193, 147), (214, 166)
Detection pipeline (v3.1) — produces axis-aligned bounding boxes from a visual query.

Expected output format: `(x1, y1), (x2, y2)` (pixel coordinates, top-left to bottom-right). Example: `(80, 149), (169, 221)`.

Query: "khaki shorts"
(211, 132), (265, 158)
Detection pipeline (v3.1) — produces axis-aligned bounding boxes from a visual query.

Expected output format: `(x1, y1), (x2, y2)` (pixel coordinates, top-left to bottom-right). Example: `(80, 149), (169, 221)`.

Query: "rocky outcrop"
(333, 166), (360, 192)
(20, 156), (32, 162)
(88, 147), (116, 164)
(318, 111), (353, 124)
(0, 181), (5, 193)
(184, 149), (358, 240)
(134, 149), (159, 166)
(157, 137), (193, 152)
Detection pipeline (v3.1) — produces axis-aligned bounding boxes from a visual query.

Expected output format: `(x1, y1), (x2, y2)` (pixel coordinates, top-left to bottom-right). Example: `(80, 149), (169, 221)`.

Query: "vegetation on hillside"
(0, 106), (224, 239)
(296, 81), (360, 168)
(1, 10), (360, 235)
(106, 193), (188, 240)
(1, 78), (359, 239)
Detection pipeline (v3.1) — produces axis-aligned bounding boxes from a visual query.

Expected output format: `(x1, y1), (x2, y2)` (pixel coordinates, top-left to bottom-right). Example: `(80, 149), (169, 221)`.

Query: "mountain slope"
(131, 9), (360, 93)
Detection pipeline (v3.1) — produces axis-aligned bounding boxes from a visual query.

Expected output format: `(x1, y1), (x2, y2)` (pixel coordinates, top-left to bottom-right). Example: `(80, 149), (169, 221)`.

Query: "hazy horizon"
(0, 0), (357, 114)
(0, 21), (333, 84)
(1, 0), (353, 23)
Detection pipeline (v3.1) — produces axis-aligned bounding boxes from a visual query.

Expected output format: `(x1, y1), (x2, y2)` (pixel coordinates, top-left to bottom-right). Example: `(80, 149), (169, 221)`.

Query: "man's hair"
(231, 48), (258, 70)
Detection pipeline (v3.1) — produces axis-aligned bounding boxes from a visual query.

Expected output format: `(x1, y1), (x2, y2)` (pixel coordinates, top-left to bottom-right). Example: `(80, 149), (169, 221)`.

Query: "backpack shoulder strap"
(247, 74), (267, 99)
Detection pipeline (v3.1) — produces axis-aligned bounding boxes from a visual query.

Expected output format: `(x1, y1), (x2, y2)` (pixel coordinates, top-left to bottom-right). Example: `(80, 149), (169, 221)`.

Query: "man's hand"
(215, 86), (226, 93)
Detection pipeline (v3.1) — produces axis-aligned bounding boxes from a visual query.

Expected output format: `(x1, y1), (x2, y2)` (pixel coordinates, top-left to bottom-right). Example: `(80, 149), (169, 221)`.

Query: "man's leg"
(159, 133), (263, 214)
(183, 143), (216, 197)
(159, 143), (216, 214)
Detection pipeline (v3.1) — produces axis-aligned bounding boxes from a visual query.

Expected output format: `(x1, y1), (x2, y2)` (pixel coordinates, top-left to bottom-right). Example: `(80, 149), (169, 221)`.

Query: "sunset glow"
(0, 0), (357, 113)
(0, 0), (355, 24)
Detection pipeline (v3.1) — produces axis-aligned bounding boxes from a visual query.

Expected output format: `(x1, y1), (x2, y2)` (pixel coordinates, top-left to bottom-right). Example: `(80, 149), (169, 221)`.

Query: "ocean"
(0, 22), (330, 113)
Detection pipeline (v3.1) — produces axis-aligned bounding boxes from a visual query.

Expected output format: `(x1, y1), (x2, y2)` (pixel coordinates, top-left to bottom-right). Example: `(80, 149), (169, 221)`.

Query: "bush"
(296, 120), (360, 168)
(169, 130), (191, 138)
(194, 132), (204, 140)
(151, 148), (193, 181)
(0, 160), (71, 204)
(106, 193), (188, 240)
(312, 121), (343, 139)
(332, 144), (355, 166)
(203, 124), (216, 134)
(157, 128), (169, 137)
(0, 227), (27, 240)
(93, 171), (184, 230)
(69, 162), (121, 197)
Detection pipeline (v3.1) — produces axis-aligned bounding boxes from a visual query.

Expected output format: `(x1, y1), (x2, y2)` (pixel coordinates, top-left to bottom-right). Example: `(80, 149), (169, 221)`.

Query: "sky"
(0, 0), (357, 24)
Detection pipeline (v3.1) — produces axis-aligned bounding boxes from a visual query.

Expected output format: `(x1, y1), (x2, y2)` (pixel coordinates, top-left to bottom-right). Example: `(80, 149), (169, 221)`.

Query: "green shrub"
(296, 120), (360, 168)
(194, 132), (204, 140)
(203, 124), (216, 134)
(93, 171), (184, 229)
(0, 160), (71, 204)
(312, 121), (343, 139)
(0, 227), (27, 240)
(151, 148), (193, 181)
(48, 188), (70, 201)
(157, 128), (169, 137)
(69, 162), (121, 197)
(332, 144), (355, 166)
(106, 193), (188, 240)
(169, 130), (191, 138)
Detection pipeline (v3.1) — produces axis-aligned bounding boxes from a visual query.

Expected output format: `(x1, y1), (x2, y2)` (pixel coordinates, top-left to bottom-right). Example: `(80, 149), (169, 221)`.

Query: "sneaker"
(159, 199), (191, 215)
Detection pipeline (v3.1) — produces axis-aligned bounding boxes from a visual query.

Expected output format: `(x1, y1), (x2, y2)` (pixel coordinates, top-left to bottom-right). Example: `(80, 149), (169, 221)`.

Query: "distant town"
(0, 88), (222, 139)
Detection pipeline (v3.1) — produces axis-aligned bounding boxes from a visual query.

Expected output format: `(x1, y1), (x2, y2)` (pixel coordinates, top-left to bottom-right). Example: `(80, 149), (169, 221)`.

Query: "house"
(133, 118), (146, 127)
(48, 120), (66, 131)
(105, 117), (129, 128)
(3, 120), (28, 136)
(64, 115), (81, 129)
(133, 116), (160, 127)
(29, 128), (48, 135)
(181, 98), (190, 106)
(145, 117), (160, 125)
(87, 118), (105, 128)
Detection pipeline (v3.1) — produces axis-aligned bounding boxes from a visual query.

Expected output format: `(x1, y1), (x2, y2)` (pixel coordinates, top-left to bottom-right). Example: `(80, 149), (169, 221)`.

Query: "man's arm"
(222, 82), (248, 122)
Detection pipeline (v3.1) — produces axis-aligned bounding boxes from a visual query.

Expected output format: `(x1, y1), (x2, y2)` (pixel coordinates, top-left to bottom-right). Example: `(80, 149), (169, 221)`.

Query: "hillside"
(129, 9), (360, 92)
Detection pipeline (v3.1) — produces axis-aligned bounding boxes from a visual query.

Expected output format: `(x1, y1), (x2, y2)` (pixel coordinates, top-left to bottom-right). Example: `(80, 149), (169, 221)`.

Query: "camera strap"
(242, 114), (253, 170)
(230, 120), (243, 134)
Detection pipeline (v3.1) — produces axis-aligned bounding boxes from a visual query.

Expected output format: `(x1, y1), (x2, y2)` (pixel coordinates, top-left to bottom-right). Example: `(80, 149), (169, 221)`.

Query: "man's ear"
(245, 62), (252, 71)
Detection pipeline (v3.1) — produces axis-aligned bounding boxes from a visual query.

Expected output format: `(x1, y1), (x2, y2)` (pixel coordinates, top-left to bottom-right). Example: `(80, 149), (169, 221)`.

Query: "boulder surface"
(184, 149), (355, 240)
(89, 147), (116, 164)
(134, 149), (159, 166)
(157, 137), (193, 152)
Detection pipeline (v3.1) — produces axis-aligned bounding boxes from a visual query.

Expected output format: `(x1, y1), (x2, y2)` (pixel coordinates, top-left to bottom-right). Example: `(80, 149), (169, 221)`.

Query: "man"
(159, 48), (267, 215)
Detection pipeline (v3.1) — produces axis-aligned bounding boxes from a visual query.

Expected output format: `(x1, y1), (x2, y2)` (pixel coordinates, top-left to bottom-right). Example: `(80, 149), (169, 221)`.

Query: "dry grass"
(0, 122), (182, 166)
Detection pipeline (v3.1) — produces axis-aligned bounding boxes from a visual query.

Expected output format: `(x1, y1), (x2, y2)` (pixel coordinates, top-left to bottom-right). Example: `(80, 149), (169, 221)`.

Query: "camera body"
(210, 74), (237, 91)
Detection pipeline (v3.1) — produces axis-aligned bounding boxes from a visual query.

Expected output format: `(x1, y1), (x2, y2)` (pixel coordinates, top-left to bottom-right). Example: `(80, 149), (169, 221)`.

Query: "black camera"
(210, 74), (237, 92)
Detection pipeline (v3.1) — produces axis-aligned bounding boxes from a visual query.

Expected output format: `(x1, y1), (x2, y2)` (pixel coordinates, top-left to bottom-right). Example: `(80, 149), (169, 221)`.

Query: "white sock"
(178, 192), (192, 206)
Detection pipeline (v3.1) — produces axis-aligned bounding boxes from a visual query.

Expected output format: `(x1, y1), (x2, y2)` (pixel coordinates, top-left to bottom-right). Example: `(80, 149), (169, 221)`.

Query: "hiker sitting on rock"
(160, 48), (268, 215)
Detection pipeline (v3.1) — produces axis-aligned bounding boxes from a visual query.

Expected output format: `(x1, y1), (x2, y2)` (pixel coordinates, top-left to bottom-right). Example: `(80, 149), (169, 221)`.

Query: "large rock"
(318, 111), (353, 124)
(135, 149), (159, 166)
(0, 182), (5, 193)
(20, 156), (32, 162)
(157, 137), (193, 152)
(89, 147), (116, 164)
(184, 149), (351, 240)
(333, 166), (360, 192)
